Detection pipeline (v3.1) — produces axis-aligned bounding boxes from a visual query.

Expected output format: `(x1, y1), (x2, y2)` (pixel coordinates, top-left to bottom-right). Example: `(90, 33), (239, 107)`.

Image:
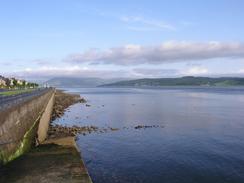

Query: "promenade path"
(0, 88), (51, 111)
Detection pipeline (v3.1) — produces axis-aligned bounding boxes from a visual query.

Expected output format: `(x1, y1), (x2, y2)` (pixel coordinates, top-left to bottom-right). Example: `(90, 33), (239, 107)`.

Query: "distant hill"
(45, 77), (129, 88)
(99, 76), (244, 87)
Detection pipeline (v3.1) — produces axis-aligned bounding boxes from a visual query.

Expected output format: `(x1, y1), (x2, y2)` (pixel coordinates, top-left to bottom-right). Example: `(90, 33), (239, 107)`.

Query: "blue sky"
(1, 0), (244, 79)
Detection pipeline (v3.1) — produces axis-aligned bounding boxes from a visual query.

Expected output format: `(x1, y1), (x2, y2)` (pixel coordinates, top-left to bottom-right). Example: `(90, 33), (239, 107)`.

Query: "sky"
(1, 0), (244, 80)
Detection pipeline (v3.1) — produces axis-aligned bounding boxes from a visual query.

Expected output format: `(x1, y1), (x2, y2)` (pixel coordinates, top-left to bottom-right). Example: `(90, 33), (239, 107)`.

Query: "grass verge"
(0, 89), (35, 96)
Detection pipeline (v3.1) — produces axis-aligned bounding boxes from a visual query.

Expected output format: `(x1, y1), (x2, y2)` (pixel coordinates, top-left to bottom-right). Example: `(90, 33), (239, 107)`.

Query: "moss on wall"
(0, 115), (40, 164)
(0, 89), (55, 166)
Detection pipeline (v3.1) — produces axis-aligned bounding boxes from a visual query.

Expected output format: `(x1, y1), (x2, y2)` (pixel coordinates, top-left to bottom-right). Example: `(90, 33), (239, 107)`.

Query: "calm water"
(54, 87), (244, 183)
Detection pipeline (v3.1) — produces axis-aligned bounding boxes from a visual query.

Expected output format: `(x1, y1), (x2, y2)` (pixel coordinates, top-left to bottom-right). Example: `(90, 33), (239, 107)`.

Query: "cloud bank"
(6, 65), (244, 80)
(10, 66), (133, 79)
(66, 41), (244, 65)
(5, 41), (244, 79)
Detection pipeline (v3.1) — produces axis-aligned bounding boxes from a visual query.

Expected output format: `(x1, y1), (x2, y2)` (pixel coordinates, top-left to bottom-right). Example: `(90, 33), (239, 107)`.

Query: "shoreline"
(51, 90), (86, 121)
(0, 90), (93, 183)
(44, 90), (93, 182)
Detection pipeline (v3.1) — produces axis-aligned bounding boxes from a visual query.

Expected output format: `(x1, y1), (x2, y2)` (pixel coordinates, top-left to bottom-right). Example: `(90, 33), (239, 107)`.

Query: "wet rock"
(134, 125), (154, 129)
(47, 124), (106, 139)
(110, 127), (119, 131)
(79, 98), (87, 103)
(134, 124), (165, 130)
(52, 90), (85, 121)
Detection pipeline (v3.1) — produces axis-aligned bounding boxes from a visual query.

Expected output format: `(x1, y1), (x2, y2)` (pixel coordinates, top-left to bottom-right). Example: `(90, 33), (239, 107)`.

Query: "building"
(10, 78), (15, 86)
(0, 76), (6, 87)
(17, 80), (23, 85)
(0, 78), (6, 87)
(0, 76), (33, 88)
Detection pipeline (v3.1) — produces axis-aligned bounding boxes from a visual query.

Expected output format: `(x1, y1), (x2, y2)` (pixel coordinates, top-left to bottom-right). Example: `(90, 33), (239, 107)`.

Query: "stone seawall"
(0, 89), (55, 165)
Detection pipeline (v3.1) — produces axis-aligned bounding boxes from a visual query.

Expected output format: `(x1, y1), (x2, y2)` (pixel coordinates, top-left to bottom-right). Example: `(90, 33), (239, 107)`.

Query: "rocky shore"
(48, 123), (164, 139)
(51, 90), (86, 120)
(48, 90), (164, 139)
(48, 125), (99, 138)
(48, 124), (121, 139)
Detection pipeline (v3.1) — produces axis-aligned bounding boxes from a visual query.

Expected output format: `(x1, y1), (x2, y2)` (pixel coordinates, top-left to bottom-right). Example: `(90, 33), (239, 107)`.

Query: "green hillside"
(99, 76), (244, 87)
(45, 77), (128, 88)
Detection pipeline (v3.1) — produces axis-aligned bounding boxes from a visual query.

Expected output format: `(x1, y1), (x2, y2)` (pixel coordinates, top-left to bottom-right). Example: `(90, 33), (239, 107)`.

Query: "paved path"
(0, 137), (92, 183)
(0, 88), (51, 111)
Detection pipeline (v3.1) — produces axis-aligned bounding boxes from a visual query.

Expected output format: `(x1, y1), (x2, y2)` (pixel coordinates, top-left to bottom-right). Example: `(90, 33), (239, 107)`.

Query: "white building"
(10, 78), (15, 86)
(17, 80), (23, 85)
(0, 78), (6, 86)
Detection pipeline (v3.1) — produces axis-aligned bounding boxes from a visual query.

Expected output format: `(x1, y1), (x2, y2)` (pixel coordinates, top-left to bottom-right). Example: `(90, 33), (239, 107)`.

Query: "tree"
(22, 80), (26, 88)
(5, 78), (10, 87)
(13, 79), (17, 87)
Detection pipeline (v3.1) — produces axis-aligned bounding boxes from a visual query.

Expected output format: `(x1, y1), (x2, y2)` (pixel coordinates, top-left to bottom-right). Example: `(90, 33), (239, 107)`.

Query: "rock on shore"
(52, 90), (86, 120)
(48, 125), (99, 138)
(48, 90), (164, 140)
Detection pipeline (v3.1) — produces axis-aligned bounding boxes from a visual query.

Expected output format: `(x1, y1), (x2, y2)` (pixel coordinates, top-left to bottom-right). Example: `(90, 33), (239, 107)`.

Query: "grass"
(0, 89), (35, 96)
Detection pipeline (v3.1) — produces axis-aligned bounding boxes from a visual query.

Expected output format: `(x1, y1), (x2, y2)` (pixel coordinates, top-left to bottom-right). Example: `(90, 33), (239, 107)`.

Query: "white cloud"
(8, 65), (244, 79)
(66, 41), (244, 66)
(238, 69), (244, 73)
(120, 16), (176, 31)
(11, 66), (132, 79)
(127, 26), (166, 32)
(11, 66), (181, 79)
(133, 68), (179, 77)
(180, 21), (195, 27)
(182, 66), (209, 75)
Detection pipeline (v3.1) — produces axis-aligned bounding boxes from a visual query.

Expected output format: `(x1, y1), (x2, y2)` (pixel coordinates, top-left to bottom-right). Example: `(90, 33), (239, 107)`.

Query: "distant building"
(0, 75), (36, 88)
(0, 78), (6, 87)
(10, 78), (15, 86)
(17, 79), (23, 85)
(0, 76), (6, 87)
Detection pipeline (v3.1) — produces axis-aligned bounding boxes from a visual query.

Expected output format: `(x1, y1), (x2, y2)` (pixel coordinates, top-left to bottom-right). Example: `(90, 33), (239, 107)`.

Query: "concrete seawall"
(0, 89), (93, 183)
(37, 92), (55, 143)
(0, 89), (55, 165)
